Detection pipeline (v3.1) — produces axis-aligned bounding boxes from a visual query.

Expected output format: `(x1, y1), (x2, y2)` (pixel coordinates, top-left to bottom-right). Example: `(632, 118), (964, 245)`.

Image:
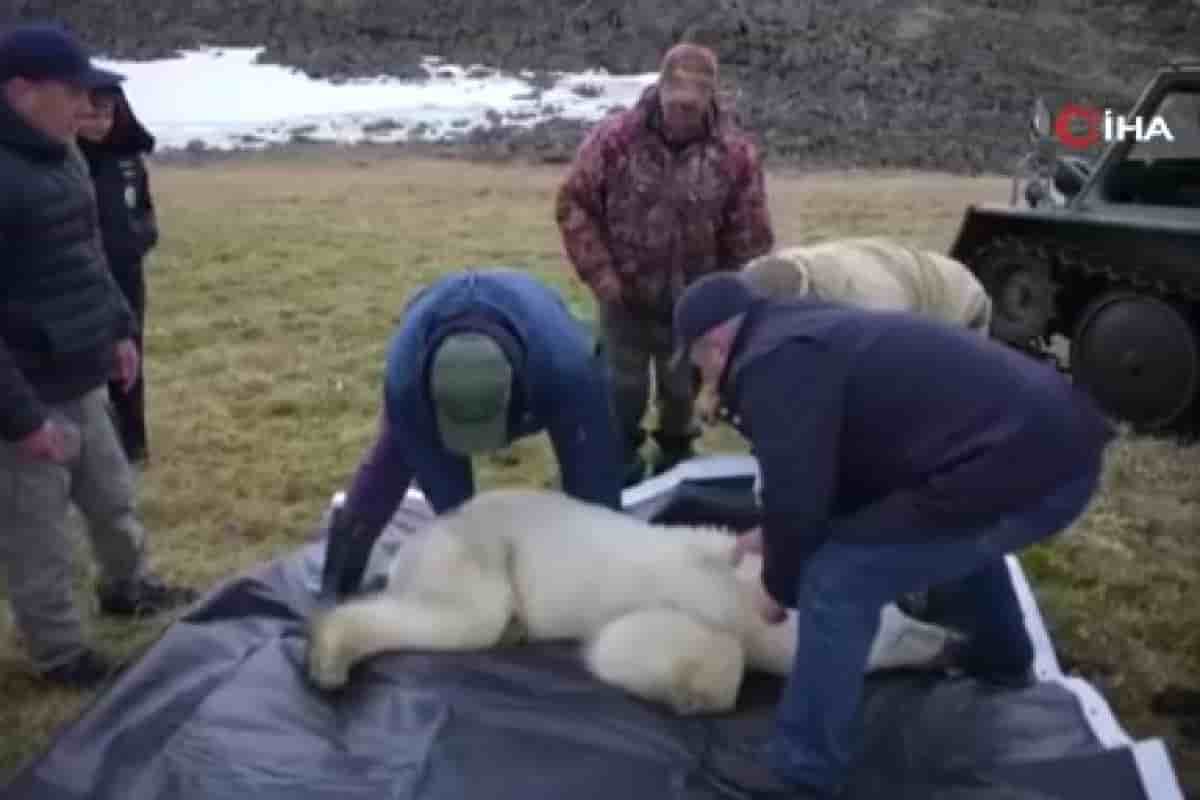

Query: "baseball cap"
(429, 332), (513, 455)
(670, 272), (758, 369)
(0, 24), (125, 89)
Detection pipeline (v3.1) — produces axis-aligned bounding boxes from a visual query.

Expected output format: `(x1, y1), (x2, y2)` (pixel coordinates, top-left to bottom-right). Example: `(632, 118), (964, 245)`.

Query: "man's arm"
(383, 384), (475, 515)
(71, 143), (138, 340)
(0, 337), (46, 443)
(554, 128), (622, 300)
(545, 354), (624, 511)
(409, 442), (475, 516)
(737, 343), (844, 606)
(0, 207), (48, 442)
(98, 241), (138, 340)
(717, 138), (775, 270)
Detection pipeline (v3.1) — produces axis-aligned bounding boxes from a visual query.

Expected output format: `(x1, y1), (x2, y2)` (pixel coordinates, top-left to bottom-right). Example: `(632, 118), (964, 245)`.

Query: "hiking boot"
(1152, 685), (1200, 716)
(97, 574), (198, 617)
(650, 430), (699, 477)
(39, 649), (121, 690)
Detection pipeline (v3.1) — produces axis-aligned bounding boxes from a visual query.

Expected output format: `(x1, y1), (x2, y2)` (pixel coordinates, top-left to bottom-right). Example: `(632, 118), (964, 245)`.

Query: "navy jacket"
(720, 297), (1115, 606)
(353, 268), (623, 524)
(0, 97), (136, 441)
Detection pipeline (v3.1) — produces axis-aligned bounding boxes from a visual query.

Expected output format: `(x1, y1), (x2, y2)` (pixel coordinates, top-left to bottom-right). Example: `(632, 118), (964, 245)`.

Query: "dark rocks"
(2, 0), (1195, 173)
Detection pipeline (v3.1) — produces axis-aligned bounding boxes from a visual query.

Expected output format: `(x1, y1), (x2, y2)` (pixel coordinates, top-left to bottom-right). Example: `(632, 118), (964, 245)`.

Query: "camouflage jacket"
(554, 85), (774, 321)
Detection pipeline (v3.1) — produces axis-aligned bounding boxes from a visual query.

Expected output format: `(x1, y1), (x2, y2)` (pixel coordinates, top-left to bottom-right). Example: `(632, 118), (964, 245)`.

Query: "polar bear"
(306, 488), (959, 715)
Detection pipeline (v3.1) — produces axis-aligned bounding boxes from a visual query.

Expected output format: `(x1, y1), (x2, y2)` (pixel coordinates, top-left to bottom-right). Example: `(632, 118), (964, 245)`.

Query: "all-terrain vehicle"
(949, 62), (1200, 435)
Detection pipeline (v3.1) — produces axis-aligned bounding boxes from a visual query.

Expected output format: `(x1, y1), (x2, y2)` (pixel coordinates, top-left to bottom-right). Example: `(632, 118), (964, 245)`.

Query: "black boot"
(97, 574), (197, 617)
(650, 430), (698, 476)
(318, 504), (382, 602)
(39, 649), (122, 690)
(620, 428), (649, 488)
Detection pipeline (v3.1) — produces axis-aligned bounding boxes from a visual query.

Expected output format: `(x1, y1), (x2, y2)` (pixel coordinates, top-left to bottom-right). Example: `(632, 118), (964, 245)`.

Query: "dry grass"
(0, 148), (1196, 794)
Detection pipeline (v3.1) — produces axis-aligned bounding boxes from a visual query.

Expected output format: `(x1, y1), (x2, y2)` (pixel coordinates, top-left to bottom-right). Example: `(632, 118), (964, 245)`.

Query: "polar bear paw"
(307, 612), (350, 690)
(584, 608), (746, 716)
(663, 655), (743, 716)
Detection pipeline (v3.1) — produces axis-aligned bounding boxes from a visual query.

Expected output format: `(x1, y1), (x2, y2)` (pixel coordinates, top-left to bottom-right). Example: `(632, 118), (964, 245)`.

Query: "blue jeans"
(765, 469), (1102, 793)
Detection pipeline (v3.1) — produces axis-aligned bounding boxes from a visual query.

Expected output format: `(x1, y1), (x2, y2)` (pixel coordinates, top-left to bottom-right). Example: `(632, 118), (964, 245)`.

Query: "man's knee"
(793, 553), (882, 626)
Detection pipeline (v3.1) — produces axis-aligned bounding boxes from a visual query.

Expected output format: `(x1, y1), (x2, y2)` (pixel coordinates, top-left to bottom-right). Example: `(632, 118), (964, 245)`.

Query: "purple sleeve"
(342, 414), (416, 535)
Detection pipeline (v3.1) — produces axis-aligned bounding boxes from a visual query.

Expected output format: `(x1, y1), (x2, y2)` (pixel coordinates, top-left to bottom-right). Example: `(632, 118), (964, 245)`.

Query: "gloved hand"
(318, 504), (381, 603)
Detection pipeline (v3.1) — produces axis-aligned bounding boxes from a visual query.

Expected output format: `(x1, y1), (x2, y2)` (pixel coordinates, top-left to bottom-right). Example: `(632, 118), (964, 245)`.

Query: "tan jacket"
(741, 237), (992, 333)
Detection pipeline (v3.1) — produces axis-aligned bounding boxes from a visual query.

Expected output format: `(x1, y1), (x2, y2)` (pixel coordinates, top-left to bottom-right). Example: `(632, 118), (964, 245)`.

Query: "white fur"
(307, 488), (958, 714)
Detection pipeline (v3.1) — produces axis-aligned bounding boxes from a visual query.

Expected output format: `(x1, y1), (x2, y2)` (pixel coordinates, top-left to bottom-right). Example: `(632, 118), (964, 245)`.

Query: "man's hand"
(733, 527), (786, 623)
(112, 338), (139, 393)
(755, 580), (788, 625)
(731, 526), (763, 565)
(17, 418), (80, 463)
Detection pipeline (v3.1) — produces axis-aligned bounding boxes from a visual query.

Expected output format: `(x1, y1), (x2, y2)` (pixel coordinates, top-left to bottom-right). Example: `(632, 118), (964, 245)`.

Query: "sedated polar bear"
(306, 488), (959, 715)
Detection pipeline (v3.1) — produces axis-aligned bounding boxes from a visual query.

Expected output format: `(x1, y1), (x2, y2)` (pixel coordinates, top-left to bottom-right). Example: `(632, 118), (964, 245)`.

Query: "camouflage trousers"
(0, 388), (146, 670)
(598, 301), (701, 462)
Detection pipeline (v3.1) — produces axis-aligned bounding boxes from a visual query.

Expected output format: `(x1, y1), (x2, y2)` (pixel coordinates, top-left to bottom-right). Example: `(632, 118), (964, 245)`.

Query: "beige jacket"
(741, 237), (992, 334)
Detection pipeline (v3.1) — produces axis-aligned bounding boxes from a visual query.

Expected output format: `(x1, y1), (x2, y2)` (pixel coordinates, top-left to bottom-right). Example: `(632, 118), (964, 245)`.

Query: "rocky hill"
(4, 0), (1198, 173)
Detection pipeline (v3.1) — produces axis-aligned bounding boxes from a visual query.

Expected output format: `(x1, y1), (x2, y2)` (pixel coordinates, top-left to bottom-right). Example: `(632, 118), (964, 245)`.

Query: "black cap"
(670, 272), (758, 369)
(0, 24), (125, 89)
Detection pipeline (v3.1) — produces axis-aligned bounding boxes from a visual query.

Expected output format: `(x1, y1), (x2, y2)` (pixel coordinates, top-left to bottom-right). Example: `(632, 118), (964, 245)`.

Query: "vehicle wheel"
(1070, 290), (1200, 433)
(971, 239), (1057, 345)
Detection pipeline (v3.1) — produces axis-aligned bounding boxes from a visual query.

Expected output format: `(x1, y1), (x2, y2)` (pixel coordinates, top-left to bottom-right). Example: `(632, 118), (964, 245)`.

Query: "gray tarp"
(0, 461), (1183, 799)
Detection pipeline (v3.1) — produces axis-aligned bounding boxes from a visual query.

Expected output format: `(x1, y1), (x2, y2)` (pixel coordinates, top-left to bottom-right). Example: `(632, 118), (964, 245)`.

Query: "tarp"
(0, 455), (1184, 800)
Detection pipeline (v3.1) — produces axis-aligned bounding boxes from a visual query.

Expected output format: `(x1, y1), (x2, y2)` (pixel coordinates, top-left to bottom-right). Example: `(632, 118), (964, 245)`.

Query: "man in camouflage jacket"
(555, 42), (775, 484)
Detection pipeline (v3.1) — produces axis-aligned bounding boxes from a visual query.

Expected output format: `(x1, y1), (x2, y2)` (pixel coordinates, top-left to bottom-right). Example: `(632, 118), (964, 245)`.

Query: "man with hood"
(0, 23), (195, 689)
(318, 267), (625, 601)
(78, 84), (158, 465)
(555, 42), (775, 485)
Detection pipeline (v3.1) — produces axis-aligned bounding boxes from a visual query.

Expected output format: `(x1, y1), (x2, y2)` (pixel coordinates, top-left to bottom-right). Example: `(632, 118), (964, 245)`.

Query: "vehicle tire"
(971, 239), (1057, 345)
(1070, 290), (1200, 434)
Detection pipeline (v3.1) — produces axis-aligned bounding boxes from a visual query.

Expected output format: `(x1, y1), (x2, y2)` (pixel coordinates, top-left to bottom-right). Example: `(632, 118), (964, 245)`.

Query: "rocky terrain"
(4, 0), (1199, 173)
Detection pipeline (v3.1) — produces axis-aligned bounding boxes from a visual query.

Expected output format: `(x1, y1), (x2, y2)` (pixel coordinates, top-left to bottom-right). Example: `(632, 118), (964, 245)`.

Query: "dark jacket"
(0, 96), (137, 442)
(353, 268), (624, 521)
(78, 88), (158, 276)
(719, 298), (1115, 606)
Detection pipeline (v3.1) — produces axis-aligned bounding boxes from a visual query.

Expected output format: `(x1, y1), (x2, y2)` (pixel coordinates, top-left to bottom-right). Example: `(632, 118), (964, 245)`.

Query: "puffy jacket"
(0, 96), (136, 442)
(743, 237), (993, 334)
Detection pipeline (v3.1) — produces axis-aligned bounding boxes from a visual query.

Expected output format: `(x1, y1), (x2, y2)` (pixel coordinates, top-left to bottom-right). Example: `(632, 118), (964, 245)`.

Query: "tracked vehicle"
(950, 63), (1200, 435)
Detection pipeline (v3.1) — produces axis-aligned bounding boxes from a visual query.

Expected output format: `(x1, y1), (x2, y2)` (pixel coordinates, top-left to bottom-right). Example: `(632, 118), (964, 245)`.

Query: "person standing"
(0, 23), (195, 689)
(78, 84), (158, 465)
(555, 41), (774, 485)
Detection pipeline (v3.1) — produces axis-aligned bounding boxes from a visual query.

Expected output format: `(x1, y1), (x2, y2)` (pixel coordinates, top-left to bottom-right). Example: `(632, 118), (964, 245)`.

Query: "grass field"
(0, 148), (1198, 795)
